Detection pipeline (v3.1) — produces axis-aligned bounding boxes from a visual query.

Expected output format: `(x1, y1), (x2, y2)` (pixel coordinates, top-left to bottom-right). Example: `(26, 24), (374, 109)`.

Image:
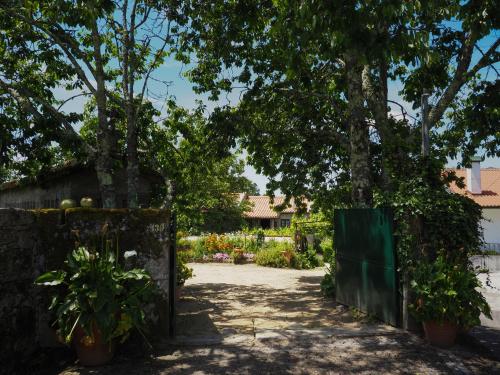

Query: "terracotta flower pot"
(422, 320), (458, 348)
(73, 324), (115, 366)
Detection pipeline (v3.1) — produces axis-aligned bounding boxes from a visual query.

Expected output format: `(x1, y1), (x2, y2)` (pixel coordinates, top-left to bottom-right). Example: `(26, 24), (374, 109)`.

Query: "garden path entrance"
(175, 263), (394, 339)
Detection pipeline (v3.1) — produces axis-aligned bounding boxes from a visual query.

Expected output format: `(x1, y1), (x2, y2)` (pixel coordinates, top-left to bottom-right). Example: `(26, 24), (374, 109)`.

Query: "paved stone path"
(59, 263), (500, 374)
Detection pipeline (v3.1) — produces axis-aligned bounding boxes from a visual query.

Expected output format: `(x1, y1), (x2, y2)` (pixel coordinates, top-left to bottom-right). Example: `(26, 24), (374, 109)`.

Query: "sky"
(55, 40), (499, 196)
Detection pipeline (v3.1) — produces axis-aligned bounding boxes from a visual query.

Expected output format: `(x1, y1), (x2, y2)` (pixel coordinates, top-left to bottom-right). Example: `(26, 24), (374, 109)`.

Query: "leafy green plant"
(177, 254), (194, 286)
(320, 271), (335, 297)
(35, 240), (156, 346)
(293, 247), (323, 269)
(255, 244), (291, 268)
(255, 229), (265, 248)
(320, 240), (336, 297)
(242, 226), (294, 237)
(320, 239), (334, 264)
(409, 254), (491, 327)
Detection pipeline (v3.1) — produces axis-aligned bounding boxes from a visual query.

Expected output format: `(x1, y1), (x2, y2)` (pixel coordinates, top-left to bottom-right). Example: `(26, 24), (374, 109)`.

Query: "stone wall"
(0, 165), (162, 209)
(0, 208), (171, 369)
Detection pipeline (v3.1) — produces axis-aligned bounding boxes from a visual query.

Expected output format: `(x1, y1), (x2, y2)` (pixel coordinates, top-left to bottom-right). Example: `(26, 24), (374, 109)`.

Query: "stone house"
(449, 158), (500, 252)
(0, 161), (163, 209)
(236, 194), (310, 229)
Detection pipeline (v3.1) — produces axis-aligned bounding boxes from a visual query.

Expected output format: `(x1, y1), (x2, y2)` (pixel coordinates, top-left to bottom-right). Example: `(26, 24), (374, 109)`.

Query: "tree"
(177, 0), (499, 210)
(80, 98), (257, 231)
(0, 1), (185, 207)
(141, 102), (256, 232)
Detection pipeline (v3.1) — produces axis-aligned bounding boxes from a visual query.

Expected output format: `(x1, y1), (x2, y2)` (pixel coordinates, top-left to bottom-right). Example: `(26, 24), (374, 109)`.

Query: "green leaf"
(35, 270), (66, 286)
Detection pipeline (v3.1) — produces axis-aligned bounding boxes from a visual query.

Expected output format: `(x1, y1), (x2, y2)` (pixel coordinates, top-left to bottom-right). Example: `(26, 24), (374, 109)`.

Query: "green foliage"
(180, 0), (499, 212)
(176, 253), (194, 286)
(320, 239), (334, 264)
(242, 226), (294, 237)
(409, 254), (491, 327)
(376, 168), (484, 272)
(319, 238), (336, 297)
(254, 242), (321, 270)
(292, 247), (324, 270)
(320, 271), (336, 298)
(35, 239), (156, 345)
(255, 229), (265, 248)
(255, 243), (291, 269)
(441, 80), (500, 162)
(142, 102), (256, 232)
(292, 212), (333, 239)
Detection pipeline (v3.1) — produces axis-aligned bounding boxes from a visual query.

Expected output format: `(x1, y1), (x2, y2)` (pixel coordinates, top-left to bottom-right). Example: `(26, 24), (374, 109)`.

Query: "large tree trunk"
(345, 51), (372, 207)
(92, 21), (117, 208)
(362, 61), (391, 192)
(126, 109), (140, 208)
(122, 2), (141, 209)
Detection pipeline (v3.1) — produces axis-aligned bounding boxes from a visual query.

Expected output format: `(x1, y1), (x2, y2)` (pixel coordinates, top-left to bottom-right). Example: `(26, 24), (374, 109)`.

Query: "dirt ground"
(58, 263), (499, 375)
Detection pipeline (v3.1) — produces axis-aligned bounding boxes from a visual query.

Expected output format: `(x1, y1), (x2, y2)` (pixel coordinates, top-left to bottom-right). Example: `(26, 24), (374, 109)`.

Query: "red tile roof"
(449, 168), (500, 208)
(243, 195), (309, 218)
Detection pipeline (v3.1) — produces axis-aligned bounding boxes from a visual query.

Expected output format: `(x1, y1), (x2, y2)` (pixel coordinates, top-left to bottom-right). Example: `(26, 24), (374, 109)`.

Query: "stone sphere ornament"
(60, 199), (77, 209)
(80, 197), (94, 208)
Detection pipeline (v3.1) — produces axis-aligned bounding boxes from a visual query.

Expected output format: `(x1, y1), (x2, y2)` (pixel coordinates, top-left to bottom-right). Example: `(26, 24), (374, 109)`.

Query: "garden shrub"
(242, 238), (261, 253)
(293, 247), (323, 269)
(227, 236), (245, 249)
(319, 238), (336, 296)
(320, 271), (335, 297)
(255, 243), (291, 268)
(255, 242), (323, 269)
(409, 253), (491, 327)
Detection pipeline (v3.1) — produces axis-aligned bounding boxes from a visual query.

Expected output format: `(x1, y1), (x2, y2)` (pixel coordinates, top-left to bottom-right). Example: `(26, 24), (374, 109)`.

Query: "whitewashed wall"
(482, 208), (500, 245)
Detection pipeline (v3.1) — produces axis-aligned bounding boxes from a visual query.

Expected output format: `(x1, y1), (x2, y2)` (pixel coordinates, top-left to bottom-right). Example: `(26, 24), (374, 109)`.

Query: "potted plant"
(35, 238), (155, 366)
(176, 254), (193, 300)
(409, 254), (491, 348)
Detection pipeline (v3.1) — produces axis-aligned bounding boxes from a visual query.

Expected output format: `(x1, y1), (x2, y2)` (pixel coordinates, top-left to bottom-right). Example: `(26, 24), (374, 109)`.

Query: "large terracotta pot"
(422, 320), (458, 348)
(73, 324), (115, 366)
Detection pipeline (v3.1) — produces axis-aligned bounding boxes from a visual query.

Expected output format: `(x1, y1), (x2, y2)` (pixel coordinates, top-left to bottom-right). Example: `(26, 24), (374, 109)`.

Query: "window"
(280, 219), (290, 228)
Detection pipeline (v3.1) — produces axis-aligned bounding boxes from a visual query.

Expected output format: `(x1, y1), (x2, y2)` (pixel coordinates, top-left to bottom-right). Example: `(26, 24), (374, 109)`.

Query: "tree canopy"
(177, 0), (499, 210)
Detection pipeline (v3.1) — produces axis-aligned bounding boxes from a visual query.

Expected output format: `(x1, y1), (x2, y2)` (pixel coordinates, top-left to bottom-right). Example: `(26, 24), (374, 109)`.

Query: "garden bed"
(177, 233), (329, 270)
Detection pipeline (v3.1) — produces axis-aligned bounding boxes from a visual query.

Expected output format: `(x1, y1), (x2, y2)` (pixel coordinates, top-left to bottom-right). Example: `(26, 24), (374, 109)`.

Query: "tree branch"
(0, 79), (95, 156)
(427, 31), (484, 126)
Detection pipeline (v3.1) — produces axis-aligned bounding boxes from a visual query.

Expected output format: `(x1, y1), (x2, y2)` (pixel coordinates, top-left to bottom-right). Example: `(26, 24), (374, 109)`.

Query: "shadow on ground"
(54, 269), (500, 374)
(59, 328), (500, 375)
(176, 276), (362, 338)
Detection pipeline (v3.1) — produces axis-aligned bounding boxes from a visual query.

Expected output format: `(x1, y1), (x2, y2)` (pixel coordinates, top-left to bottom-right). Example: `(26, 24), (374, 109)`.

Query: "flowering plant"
(205, 234), (233, 253)
(213, 252), (231, 262)
(243, 253), (255, 262)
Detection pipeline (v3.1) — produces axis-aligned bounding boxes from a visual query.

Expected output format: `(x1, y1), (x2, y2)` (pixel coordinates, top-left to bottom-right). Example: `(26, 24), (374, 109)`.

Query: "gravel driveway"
(60, 263), (500, 374)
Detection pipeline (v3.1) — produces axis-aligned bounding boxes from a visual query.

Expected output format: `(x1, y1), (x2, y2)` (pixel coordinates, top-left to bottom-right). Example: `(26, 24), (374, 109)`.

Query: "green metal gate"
(334, 208), (399, 326)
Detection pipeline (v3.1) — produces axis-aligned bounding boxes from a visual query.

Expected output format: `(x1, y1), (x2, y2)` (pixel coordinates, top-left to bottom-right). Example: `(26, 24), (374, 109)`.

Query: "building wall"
(0, 208), (171, 373)
(483, 208), (500, 245)
(278, 213), (293, 228)
(0, 168), (160, 209)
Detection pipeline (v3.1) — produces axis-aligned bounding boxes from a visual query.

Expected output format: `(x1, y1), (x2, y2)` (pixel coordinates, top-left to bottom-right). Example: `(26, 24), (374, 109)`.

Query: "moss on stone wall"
(0, 207), (172, 370)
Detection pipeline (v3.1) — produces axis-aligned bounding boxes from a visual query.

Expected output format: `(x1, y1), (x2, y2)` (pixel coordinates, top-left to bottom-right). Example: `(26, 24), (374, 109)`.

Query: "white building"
(450, 158), (500, 252)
